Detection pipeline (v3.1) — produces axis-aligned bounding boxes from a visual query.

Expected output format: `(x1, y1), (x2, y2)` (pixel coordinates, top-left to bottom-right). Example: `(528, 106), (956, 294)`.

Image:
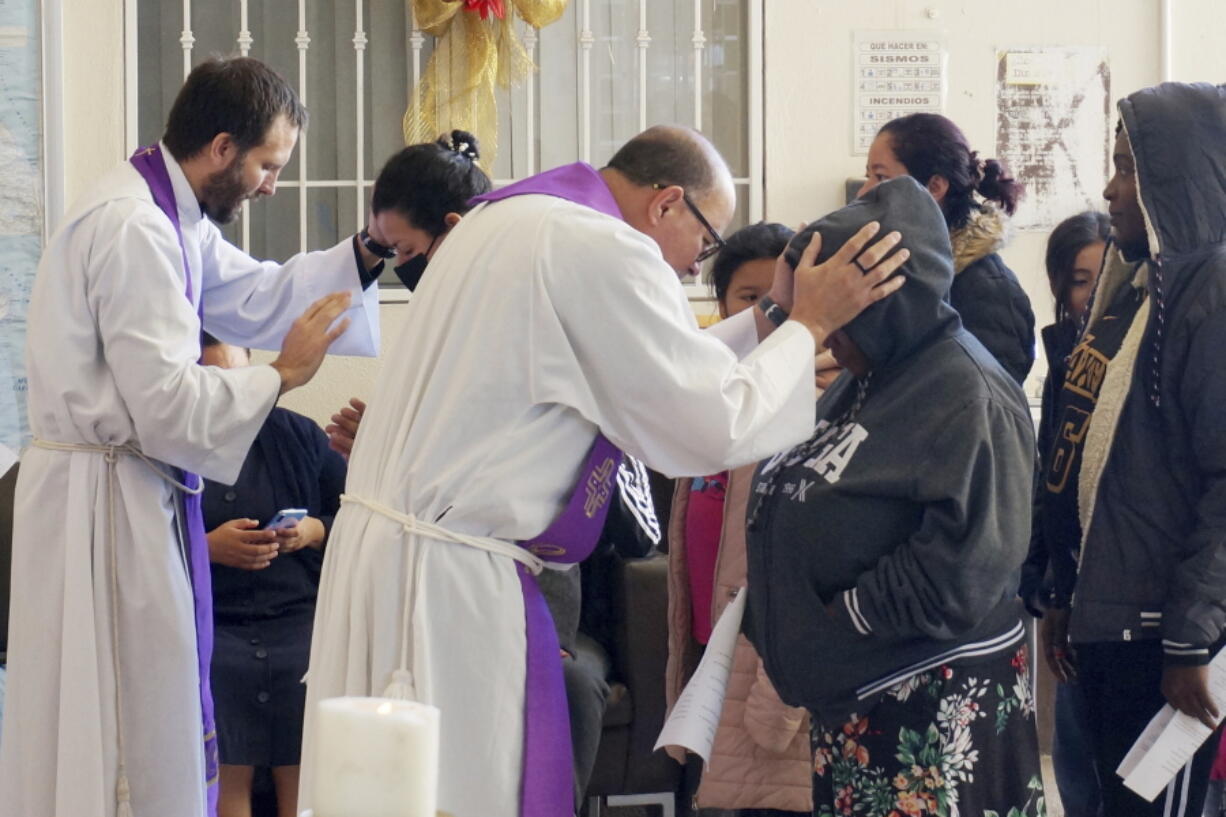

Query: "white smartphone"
(264, 508), (308, 531)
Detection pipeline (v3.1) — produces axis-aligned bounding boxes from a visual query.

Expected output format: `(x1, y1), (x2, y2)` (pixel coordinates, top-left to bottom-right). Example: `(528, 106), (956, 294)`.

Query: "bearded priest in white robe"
(0, 58), (391, 817)
(300, 126), (908, 817)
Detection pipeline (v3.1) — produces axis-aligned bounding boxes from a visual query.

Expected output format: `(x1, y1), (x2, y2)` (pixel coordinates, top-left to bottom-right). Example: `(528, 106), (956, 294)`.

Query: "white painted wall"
(58, 0), (1226, 424)
(60, 0), (126, 205)
(764, 0), (1226, 398)
(249, 310), (410, 428)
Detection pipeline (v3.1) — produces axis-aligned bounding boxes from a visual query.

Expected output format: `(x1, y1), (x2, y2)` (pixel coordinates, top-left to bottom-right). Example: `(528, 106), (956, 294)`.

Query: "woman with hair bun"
(860, 113), (1036, 384)
(325, 130), (492, 458)
(366, 129), (492, 291)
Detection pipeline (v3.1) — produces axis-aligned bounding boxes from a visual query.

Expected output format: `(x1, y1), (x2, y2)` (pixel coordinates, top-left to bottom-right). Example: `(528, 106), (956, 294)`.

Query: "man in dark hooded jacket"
(1042, 83), (1226, 817)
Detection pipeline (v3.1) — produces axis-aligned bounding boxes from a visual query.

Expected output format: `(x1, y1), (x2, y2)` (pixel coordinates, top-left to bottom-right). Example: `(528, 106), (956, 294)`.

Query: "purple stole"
(471, 165), (627, 817)
(129, 145), (220, 816)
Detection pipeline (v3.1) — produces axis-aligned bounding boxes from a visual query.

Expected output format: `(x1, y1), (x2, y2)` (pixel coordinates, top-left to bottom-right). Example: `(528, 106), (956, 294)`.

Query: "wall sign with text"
(995, 47), (1110, 231)
(852, 30), (947, 156)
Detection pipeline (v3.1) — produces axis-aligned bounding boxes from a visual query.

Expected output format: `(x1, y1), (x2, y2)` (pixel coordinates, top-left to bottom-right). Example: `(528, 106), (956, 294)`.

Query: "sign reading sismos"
(852, 30), (948, 156)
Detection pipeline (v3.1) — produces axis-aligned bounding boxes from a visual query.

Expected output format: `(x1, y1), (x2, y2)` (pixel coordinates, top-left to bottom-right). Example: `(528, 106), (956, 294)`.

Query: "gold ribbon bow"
(404, 0), (569, 167)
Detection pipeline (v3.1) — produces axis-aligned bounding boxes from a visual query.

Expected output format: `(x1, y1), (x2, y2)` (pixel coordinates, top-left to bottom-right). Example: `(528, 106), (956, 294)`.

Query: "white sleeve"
(703, 305), (760, 359)
(89, 205), (280, 484)
(530, 208), (816, 478)
(198, 222), (380, 356)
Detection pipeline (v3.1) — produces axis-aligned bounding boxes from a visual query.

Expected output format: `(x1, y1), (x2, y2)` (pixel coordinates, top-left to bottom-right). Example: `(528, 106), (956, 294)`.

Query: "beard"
(200, 153), (252, 224)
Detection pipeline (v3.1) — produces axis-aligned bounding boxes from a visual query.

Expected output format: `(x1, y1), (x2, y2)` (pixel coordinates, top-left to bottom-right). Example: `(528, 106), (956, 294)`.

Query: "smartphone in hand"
(264, 508), (308, 531)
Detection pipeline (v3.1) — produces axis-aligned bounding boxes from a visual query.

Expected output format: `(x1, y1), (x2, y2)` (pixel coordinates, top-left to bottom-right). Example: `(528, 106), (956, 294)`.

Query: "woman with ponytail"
(859, 113), (1036, 384)
(325, 129), (492, 456)
(366, 129), (492, 291)
(204, 129), (488, 813)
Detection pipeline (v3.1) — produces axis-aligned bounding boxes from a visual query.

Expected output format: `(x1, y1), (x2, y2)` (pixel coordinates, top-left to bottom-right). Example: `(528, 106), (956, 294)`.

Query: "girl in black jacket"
(1020, 210), (1108, 817)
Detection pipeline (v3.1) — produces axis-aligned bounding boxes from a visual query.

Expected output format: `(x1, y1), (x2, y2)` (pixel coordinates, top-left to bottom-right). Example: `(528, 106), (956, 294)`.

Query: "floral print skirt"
(809, 645), (1044, 817)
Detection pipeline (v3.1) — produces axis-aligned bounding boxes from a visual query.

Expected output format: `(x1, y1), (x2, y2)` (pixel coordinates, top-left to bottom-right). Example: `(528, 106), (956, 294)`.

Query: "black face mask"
(392, 233), (439, 291)
(393, 253), (429, 291)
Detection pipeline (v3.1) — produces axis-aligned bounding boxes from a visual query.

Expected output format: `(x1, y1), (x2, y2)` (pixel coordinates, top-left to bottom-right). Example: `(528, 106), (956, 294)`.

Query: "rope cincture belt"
(30, 438), (204, 817)
(339, 493), (545, 574)
(339, 433), (622, 817)
(337, 492), (546, 702)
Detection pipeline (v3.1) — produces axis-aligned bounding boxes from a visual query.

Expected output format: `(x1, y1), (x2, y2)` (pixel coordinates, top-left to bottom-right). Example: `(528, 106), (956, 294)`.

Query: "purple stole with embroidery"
(129, 144), (220, 816)
(471, 165), (627, 817)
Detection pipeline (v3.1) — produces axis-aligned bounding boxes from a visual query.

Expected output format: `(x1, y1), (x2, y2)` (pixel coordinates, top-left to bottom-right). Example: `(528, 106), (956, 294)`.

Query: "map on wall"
(995, 48), (1110, 231)
(0, 0), (43, 461)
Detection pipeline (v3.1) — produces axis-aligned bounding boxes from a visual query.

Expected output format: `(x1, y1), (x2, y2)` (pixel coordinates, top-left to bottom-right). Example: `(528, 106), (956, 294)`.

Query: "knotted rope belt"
(31, 439), (203, 817)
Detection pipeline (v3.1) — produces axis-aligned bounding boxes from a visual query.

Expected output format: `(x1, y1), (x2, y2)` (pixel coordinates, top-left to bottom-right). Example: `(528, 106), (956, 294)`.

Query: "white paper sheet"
(654, 588), (747, 765)
(0, 442), (16, 476)
(1119, 647), (1226, 801)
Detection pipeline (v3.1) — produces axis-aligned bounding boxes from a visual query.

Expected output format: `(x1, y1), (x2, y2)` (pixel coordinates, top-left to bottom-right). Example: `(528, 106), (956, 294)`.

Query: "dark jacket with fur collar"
(948, 204), (1036, 385)
(1053, 83), (1226, 665)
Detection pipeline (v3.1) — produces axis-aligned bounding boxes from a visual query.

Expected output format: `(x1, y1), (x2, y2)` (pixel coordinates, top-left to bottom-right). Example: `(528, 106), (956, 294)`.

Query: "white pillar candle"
(313, 697), (440, 817)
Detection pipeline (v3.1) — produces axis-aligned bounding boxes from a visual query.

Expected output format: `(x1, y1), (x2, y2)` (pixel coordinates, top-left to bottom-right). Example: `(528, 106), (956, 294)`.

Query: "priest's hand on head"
(207, 519), (279, 570)
(788, 222), (908, 347)
(325, 397), (366, 461)
(271, 292), (352, 394)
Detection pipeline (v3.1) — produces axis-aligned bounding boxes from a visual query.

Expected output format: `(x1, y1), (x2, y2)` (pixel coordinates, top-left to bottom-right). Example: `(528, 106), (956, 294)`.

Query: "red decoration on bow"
(460, 0), (505, 19)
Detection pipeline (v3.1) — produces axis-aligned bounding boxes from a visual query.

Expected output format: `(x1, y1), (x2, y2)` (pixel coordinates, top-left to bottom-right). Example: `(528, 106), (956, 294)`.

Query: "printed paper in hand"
(654, 588), (747, 765)
(1118, 647), (1226, 801)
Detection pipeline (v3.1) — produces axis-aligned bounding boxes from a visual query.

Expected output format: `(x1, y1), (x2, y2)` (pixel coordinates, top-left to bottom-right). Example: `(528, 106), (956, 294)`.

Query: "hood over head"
(1119, 82), (1226, 261)
(1090, 82), (1226, 408)
(783, 175), (959, 370)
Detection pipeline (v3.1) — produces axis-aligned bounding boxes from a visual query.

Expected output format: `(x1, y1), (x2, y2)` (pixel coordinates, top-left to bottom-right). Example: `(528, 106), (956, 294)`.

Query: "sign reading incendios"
(852, 31), (947, 155)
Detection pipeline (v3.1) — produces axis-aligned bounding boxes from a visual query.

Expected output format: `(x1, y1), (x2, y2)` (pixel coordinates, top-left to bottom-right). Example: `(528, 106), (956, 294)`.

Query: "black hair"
(163, 57), (307, 162)
(878, 113), (1023, 230)
(707, 222), (795, 304)
(370, 130), (492, 234)
(604, 125), (725, 198)
(1045, 210), (1110, 323)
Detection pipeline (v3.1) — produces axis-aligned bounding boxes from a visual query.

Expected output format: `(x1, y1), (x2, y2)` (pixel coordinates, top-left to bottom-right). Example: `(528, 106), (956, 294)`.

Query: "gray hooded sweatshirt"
(743, 176), (1035, 723)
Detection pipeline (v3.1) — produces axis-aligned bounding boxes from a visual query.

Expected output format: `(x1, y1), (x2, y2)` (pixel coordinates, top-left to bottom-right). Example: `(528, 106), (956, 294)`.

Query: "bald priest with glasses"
(300, 125), (911, 817)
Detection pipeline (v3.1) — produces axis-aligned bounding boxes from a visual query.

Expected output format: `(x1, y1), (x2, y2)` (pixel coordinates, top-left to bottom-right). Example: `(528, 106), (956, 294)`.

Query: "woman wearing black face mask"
(357, 129), (492, 290)
(328, 131), (490, 458)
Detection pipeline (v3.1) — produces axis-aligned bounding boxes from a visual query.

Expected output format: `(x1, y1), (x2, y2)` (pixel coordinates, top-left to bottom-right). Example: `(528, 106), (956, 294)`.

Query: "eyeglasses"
(654, 183), (727, 264)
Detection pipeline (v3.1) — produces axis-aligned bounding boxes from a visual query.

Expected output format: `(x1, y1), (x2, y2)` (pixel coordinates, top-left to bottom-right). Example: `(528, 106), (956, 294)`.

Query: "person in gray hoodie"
(1042, 83), (1226, 817)
(744, 175), (1041, 817)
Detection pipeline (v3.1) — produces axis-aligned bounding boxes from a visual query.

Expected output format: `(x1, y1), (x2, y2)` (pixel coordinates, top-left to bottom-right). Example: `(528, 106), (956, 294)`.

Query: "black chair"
(583, 551), (681, 817)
